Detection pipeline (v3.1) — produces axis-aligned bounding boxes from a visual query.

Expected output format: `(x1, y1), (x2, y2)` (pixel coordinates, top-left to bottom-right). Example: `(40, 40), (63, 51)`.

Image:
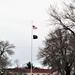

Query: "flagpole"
(31, 21), (33, 75)
(31, 21), (38, 74)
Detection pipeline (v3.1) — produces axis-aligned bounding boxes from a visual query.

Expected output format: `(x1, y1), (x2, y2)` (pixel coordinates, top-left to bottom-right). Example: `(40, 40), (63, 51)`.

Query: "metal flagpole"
(31, 21), (33, 75)
(31, 21), (38, 75)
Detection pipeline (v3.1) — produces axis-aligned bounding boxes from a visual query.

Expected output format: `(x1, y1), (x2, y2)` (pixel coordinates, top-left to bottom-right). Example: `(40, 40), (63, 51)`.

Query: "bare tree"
(25, 62), (34, 69)
(48, 0), (75, 37)
(14, 59), (20, 68)
(37, 28), (75, 75)
(0, 41), (15, 75)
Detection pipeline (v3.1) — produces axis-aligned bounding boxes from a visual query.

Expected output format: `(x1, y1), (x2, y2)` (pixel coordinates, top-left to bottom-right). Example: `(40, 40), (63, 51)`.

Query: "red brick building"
(5, 68), (56, 75)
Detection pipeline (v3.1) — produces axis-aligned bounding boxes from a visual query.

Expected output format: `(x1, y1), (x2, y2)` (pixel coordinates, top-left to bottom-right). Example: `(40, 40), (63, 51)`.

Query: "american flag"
(33, 25), (37, 29)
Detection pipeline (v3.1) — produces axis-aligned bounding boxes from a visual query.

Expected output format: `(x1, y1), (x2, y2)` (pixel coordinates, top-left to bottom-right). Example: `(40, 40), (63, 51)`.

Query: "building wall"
(8, 72), (54, 75)
(23, 73), (52, 75)
(5, 69), (56, 75)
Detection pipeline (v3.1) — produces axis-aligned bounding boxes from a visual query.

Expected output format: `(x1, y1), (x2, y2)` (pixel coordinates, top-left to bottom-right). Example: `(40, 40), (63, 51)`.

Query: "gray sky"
(0, 0), (71, 68)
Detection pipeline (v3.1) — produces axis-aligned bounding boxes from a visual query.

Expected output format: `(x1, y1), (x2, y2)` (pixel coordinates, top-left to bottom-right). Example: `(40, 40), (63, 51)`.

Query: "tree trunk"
(66, 71), (70, 75)
(65, 66), (71, 75)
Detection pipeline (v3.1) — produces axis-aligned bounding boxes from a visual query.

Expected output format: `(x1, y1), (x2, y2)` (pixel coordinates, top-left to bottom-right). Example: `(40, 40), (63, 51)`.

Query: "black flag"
(33, 35), (38, 39)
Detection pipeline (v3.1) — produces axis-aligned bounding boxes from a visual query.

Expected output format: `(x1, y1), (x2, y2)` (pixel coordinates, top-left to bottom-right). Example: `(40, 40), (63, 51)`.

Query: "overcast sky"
(0, 0), (72, 68)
